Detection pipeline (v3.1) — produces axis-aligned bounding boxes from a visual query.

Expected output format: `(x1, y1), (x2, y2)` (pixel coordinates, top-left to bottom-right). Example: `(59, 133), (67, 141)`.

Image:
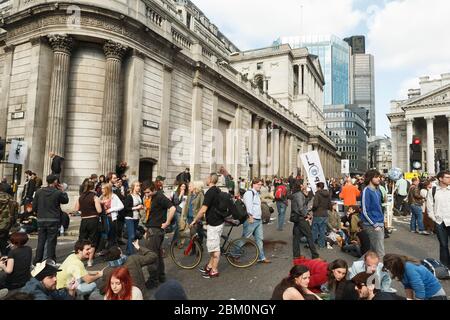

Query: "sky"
(191, 0), (450, 137)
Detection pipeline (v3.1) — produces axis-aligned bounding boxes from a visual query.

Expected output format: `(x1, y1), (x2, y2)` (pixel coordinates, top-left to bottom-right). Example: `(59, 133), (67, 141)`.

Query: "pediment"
(405, 84), (450, 108)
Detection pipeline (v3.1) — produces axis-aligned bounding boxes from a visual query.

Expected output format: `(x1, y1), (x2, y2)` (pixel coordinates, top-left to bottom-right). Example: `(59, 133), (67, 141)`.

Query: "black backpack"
(213, 191), (233, 218)
(421, 258), (450, 280)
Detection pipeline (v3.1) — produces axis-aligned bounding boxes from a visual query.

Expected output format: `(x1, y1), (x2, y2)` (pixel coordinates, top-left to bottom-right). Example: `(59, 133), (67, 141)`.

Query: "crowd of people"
(0, 149), (449, 300)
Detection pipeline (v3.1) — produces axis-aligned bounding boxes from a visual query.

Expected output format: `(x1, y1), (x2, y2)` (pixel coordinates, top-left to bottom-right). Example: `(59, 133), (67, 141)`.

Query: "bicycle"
(170, 218), (259, 269)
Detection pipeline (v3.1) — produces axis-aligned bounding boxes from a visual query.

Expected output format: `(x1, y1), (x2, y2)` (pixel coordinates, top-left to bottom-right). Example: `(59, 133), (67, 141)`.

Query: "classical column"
(279, 129), (285, 177)
(252, 116), (260, 178)
(406, 118), (414, 171)
(284, 132), (290, 177)
(426, 117), (435, 175)
(99, 40), (128, 175)
(43, 34), (74, 177)
(190, 69), (204, 181)
(259, 120), (268, 178)
(391, 126), (398, 168)
(447, 115), (450, 166)
(159, 65), (173, 178)
(273, 125), (280, 177)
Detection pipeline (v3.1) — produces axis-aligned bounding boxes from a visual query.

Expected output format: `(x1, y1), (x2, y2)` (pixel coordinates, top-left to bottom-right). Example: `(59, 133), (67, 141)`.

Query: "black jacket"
(32, 187), (69, 222)
(0, 182), (13, 196)
(312, 189), (331, 217)
(51, 156), (64, 174)
(123, 194), (142, 218)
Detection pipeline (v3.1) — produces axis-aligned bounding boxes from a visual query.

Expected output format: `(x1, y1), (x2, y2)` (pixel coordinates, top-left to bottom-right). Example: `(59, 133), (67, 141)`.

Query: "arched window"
(253, 74), (264, 92)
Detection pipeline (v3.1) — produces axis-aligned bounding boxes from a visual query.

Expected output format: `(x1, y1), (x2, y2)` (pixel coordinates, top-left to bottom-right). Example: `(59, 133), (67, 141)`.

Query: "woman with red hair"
(104, 267), (143, 300)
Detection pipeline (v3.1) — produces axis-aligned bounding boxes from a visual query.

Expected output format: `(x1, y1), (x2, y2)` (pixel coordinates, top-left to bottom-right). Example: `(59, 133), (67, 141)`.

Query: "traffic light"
(0, 138), (5, 160)
(410, 137), (422, 170)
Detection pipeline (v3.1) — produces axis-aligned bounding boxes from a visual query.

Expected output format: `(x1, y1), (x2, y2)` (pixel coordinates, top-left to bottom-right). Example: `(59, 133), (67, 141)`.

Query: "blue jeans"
(312, 217), (327, 248)
(242, 219), (265, 261)
(276, 202), (287, 230)
(125, 219), (138, 255)
(410, 204), (424, 232)
(171, 212), (181, 244)
(77, 280), (97, 297)
(435, 222), (450, 268)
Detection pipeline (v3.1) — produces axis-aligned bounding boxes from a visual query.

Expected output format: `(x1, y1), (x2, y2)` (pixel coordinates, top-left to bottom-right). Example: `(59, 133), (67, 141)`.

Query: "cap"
(31, 260), (61, 281)
(156, 176), (166, 181)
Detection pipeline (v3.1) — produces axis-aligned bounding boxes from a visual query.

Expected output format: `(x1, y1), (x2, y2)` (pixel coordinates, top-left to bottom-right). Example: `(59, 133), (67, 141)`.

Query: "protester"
(143, 180), (175, 288)
(326, 203), (345, 249)
(190, 173), (225, 279)
(271, 265), (322, 300)
(75, 180), (102, 267)
(171, 182), (188, 244)
(179, 181), (205, 245)
(0, 232), (32, 290)
(293, 256), (328, 293)
(21, 170), (36, 206)
(394, 174), (409, 216)
(21, 259), (76, 300)
(383, 253), (447, 300)
(426, 170), (450, 268)
(408, 177), (429, 235)
(312, 182), (331, 249)
(341, 221), (370, 258)
(352, 272), (405, 300)
(176, 168), (191, 184)
(99, 183), (124, 249)
(32, 174), (69, 265)
(0, 177), (13, 196)
(18, 204), (38, 234)
(57, 240), (102, 298)
(322, 259), (351, 300)
(49, 152), (64, 179)
(0, 188), (16, 256)
(95, 175), (106, 197)
(420, 180), (435, 234)
(274, 179), (289, 231)
(290, 182), (319, 259)
(339, 177), (360, 210)
(104, 267), (143, 300)
(361, 170), (385, 258)
(99, 240), (156, 300)
(123, 181), (144, 256)
(348, 251), (393, 292)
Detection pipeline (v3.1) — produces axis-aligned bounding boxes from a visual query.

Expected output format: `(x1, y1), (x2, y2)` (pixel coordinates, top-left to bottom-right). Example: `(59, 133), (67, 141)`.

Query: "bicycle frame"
(220, 224), (235, 254)
(183, 233), (199, 256)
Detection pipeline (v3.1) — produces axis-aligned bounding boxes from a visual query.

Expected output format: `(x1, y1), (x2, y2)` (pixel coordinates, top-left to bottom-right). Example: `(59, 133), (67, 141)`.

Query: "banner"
(300, 151), (327, 194)
(341, 160), (350, 175)
(8, 140), (27, 165)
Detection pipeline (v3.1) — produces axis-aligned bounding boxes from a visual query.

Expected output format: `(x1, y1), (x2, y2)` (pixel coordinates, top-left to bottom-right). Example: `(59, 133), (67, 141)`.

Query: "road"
(27, 210), (450, 300)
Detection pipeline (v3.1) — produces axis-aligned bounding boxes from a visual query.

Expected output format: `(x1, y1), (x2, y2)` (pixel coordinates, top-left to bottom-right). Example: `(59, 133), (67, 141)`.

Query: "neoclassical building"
(388, 74), (450, 175)
(0, 0), (340, 195)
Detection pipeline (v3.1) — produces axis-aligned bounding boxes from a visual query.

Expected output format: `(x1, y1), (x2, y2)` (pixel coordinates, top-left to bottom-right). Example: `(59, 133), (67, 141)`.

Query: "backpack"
(275, 185), (287, 201)
(0, 192), (15, 232)
(421, 258), (450, 280)
(261, 202), (273, 224)
(230, 198), (249, 225)
(213, 191), (233, 218)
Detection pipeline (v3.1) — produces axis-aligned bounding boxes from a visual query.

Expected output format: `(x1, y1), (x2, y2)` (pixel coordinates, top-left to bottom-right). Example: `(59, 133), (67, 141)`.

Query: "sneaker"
(198, 265), (211, 274)
(202, 270), (220, 279)
(419, 231), (430, 235)
(327, 244), (333, 249)
(410, 230), (417, 233)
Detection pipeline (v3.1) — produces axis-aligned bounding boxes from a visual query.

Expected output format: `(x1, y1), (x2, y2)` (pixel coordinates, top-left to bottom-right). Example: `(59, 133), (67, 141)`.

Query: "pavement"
(26, 209), (450, 300)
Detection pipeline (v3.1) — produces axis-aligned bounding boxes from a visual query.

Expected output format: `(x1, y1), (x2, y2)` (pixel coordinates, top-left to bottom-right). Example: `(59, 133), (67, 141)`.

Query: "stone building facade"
(0, 0), (340, 195)
(388, 74), (450, 175)
(368, 136), (391, 174)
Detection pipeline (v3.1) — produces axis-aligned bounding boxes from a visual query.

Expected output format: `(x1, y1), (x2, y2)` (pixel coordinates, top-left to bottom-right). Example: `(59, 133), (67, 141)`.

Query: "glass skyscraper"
(274, 35), (350, 106)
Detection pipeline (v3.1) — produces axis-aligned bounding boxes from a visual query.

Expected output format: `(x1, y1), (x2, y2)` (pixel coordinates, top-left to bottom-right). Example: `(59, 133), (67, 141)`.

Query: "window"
(257, 62), (263, 70)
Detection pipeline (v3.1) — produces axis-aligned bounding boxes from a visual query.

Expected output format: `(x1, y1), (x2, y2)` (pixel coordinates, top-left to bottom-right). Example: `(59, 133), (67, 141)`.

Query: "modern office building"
(368, 136), (392, 173)
(324, 104), (368, 174)
(274, 35), (351, 106)
(344, 36), (365, 54)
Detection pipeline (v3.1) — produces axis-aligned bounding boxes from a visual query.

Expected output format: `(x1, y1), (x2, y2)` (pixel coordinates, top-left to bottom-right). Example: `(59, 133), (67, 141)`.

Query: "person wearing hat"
(352, 271), (405, 300)
(155, 175), (166, 182)
(20, 260), (75, 300)
(32, 174), (69, 265)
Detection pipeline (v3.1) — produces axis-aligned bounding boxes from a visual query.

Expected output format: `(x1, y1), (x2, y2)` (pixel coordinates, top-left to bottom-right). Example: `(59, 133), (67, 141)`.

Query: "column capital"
(103, 40), (128, 60)
(425, 116), (435, 122)
(3, 44), (15, 53)
(130, 48), (146, 60)
(405, 118), (414, 123)
(47, 34), (74, 54)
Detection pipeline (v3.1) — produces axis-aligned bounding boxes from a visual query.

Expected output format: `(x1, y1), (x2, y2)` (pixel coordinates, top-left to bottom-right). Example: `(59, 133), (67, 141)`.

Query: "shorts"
(206, 224), (224, 253)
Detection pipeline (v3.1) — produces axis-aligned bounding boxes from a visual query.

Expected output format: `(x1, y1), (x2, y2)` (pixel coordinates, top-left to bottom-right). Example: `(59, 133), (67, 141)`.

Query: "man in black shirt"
(144, 180), (175, 289)
(190, 173), (224, 279)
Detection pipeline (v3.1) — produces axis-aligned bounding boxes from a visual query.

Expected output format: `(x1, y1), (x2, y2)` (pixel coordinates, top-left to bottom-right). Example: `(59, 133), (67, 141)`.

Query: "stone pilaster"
(426, 117), (435, 175)
(251, 115), (260, 178)
(259, 120), (268, 178)
(190, 69), (204, 181)
(391, 126), (398, 169)
(99, 40), (128, 175)
(279, 130), (285, 178)
(272, 126), (280, 177)
(284, 132), (290, 177)
(159, 65), (173, 178)
(43, 34), (74, 177)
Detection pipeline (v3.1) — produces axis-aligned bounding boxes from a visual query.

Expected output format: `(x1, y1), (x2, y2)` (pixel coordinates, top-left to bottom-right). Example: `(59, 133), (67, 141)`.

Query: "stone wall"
(200, 87), (213, 178)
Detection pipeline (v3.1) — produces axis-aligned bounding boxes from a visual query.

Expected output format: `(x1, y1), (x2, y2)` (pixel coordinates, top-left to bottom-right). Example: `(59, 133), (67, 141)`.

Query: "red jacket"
(293, 257), (328, 293)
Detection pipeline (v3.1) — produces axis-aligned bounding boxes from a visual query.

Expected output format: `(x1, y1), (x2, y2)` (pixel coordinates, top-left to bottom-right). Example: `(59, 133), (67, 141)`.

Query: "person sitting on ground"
(322, 259), (352, 300)
(154, 279), (188, 300)
(56, 240), (103, 298)
(326, 203), (345, 249)
(98, 239), (156, 300)
(341, 221), (371, 258)
(383, 253), (447, 300)
(18, 204), (38, 234)
(21, 260), (76, 300)
(0, 232), (32, 290)
(271, 265), (322, 300)
(352, 271), (406, 300)
(340, 206), (360, 242)
(293, 256), (328, 293)
(104, 266), (143, 300)
(348, 251), (394, 293)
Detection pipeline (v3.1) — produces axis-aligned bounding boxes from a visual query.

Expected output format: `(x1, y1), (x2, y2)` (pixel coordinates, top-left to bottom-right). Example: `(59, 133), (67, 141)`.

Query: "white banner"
(341, 160), (350, 174)
(8, 140), (27, 165)
(300, 151), (327, 194)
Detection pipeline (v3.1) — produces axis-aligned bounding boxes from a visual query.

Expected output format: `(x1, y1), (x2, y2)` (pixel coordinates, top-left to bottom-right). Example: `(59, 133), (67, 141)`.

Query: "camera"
(134, 225), (146, 241)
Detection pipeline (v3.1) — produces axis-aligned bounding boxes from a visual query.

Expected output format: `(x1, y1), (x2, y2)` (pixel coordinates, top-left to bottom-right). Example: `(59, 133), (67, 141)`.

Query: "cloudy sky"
(191, 0), (450, 137)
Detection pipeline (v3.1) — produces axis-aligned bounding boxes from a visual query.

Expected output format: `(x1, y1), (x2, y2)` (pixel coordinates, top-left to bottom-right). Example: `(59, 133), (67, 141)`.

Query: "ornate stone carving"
(103, 40), (128, 60)
(47, 34), (74, 54)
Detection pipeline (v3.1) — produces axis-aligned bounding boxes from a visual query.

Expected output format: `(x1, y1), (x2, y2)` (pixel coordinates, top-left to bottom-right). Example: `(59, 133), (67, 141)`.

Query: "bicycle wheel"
(225, 237), (259, 268)
(170, 235), (202, 269)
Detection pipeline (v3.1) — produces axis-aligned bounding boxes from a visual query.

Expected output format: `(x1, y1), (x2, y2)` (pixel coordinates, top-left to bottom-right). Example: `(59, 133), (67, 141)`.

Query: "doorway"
(139, 158), (156, 186)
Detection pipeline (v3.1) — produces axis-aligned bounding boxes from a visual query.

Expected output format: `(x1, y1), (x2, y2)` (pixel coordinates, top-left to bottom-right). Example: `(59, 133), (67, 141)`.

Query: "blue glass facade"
(275, 35), (350, 106)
